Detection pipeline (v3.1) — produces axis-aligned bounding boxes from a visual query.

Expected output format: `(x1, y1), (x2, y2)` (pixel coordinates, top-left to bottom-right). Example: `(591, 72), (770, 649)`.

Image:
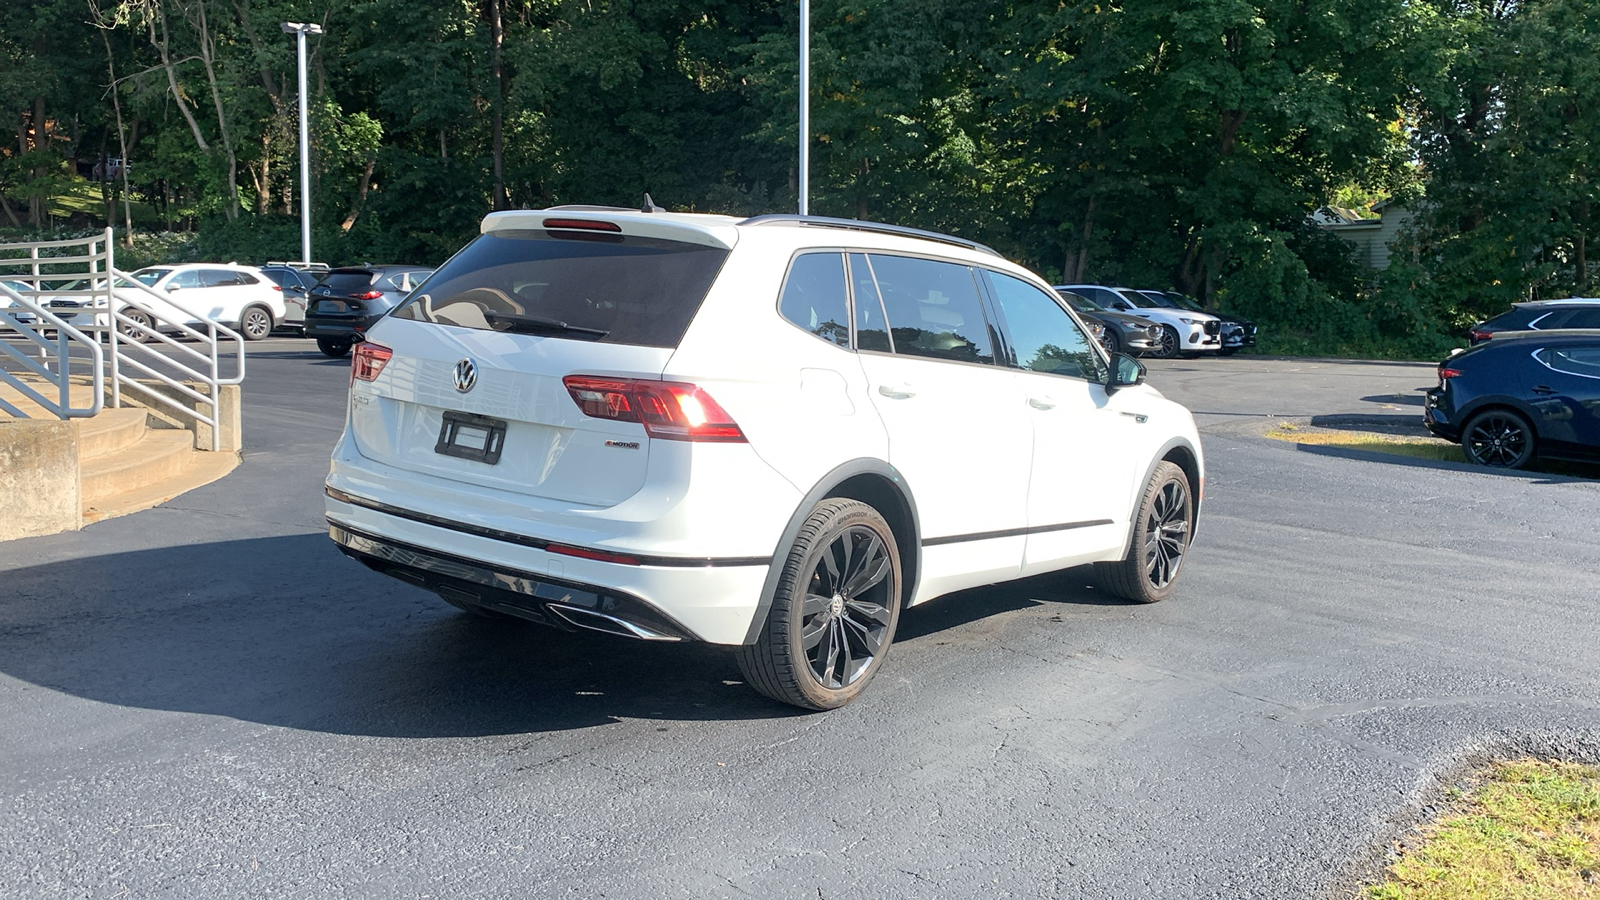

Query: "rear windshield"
(392, 230), (729, 348)
(320, 271), (379, 291)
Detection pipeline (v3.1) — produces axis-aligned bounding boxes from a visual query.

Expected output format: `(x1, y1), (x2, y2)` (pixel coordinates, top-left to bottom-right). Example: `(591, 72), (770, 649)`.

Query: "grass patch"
(1367, 759), (1600, 899)
(1264, 423), (1467, 463)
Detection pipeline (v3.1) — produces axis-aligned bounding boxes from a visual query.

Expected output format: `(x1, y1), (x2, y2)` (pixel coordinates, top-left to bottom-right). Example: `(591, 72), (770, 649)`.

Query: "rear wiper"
(484, 310), (608, 340)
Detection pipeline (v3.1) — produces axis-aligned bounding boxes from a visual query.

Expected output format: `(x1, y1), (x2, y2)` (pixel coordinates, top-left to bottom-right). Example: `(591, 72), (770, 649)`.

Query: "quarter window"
(1538, 346), (1600, 378)
(867, 254), (995, 365)
(988, 272), (1104, 380)
(778, 253), (851, 348)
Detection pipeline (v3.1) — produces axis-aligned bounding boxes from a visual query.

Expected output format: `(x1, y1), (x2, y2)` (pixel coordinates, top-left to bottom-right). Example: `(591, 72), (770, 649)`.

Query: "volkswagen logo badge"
(452, 358), (478, 393)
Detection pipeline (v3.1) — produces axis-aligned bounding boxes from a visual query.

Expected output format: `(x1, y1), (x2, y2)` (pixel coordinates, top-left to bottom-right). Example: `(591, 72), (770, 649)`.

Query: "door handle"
(1027, 395), (1056, 410)
(1119, 411), (1149, 423)
(1532, 384), (1556, 395)
(878, 382), (916, 399)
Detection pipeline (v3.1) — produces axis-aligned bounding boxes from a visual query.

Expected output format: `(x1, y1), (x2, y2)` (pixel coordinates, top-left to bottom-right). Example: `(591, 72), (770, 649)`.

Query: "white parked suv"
(1058, 284), (1223, 358)
(46, 263), (286, 340)
(325, 209), (1205, 709)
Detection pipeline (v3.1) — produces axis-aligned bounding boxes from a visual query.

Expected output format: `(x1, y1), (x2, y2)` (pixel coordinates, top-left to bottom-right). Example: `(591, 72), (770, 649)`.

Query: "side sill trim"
(325, 484), (773, 568)
(923, 519), (1114, 548)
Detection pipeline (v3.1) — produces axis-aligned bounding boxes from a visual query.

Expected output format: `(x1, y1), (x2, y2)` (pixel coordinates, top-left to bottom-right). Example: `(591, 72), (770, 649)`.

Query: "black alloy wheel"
(737, 499), (902, 710)
(1151, 325), (1181, 359)
(239, 305), (272, 341)
(1099, 329), (1122, 355)
(1094, 460), (1192, 604)
(317, 337), (353, 359)
(1462, 409), (1536, 469)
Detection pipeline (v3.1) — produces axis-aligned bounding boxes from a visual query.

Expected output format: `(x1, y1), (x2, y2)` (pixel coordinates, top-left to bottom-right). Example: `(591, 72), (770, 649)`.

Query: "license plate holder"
(435, 411), (507, 465)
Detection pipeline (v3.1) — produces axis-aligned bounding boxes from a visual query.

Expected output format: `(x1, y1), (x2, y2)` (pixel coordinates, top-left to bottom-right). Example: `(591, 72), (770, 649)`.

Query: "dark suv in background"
(1468, 299), (1600, 345)
(259, 262), (329, 333)
(304, 265), (433, 358)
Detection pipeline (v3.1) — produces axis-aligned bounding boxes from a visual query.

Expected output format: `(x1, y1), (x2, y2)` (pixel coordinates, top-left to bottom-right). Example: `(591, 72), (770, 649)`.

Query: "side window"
(848, 253), (891, 352)
(1541, 346), (1600, 378)
(867, 254), (994, 364)
(987, 272), (1105, 381)
(777, 253), (851, 348)
(1566, 309), (1600, 329)
(1085, 287), (1129, 310)
(166, 270), (202, 289)
(198, 269), (237, 288)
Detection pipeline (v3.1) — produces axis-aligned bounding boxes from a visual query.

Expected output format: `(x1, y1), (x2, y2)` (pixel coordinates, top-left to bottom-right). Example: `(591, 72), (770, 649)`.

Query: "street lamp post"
(798, 0), (809, 216)
(281, 22), (323, 265)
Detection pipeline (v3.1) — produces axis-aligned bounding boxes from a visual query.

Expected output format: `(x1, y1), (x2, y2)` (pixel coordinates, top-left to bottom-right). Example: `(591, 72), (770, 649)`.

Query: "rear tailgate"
(349, 217), (734, 509)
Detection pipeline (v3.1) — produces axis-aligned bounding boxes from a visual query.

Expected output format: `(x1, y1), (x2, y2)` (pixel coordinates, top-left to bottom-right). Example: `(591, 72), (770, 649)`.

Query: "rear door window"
(1539, 346), (1600, 378)
(866, 254), (995, 365)
(848, 253), (892, 352)
(393, 230), (728, 349)
(778, 253), (850, 348)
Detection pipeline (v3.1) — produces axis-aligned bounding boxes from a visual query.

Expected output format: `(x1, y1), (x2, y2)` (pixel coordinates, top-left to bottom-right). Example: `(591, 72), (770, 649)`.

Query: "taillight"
(543, 218), (622, 232)
(562, 375), (746, 442)
(1438, 366), (1462, 386)
(1468, 329), (1492, 342)
(351, 290), (383, 300)
(352, 341), (393, 382)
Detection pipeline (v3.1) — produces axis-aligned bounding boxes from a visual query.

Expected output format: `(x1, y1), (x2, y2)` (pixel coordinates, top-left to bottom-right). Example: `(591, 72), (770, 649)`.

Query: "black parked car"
(1424, 333), (1600, 468)
(1467, 298), (1600, 345)
(1141, 290), (1259, 355)
(259, 261), (329, 333)
(304, 265), (433, 358)
(1053, 288), (1163, 355)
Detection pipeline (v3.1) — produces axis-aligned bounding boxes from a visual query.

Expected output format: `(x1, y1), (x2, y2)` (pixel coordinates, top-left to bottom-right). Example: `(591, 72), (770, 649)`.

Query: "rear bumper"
(305, 312), (381, 339)
(1422, 388), (1458, 440)
(325, 483), (776, 645)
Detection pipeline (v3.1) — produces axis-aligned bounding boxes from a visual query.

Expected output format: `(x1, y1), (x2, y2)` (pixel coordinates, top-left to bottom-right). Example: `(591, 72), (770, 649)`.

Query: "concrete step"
(80, 429), (196, 505)
(82, 450), (238, 524)
(77, 408), (152, 460)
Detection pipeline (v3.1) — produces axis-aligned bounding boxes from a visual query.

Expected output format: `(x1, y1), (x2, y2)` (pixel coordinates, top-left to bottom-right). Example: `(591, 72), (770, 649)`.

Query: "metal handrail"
(0, 281), (104, 419)
(0, 229), (245, 450)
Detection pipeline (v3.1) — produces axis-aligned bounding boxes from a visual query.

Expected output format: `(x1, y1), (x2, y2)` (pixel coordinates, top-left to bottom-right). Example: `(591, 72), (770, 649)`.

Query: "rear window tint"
(393, 231), (729, 348)
(320, 272), (378, 292)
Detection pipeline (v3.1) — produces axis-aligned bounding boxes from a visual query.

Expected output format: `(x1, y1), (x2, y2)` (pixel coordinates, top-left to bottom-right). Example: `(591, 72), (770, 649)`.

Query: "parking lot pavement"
(2, 347), (1598, 899)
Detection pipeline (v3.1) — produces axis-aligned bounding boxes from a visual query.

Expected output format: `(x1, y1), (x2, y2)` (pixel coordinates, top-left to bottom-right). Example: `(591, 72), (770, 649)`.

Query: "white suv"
(325, 210), (1204, 709)
(47, 263), (286, 340)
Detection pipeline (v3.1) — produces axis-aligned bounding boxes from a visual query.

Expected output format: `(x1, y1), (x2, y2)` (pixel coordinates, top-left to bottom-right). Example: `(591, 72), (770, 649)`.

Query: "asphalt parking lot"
(3, 339), (1598, 898)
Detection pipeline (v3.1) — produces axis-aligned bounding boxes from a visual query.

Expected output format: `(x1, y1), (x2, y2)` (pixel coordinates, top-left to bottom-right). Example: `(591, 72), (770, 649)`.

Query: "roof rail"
(1486, 327), (1600, 341)
(738, 214), (1001, 257)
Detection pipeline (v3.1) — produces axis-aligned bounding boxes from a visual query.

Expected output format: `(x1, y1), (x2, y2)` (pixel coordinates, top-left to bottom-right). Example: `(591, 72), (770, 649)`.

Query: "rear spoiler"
(480, 210), (739, 251)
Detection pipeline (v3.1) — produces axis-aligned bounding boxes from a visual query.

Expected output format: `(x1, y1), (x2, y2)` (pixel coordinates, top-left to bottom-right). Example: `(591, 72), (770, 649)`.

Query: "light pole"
(281, 22), (323, 264)
(798, 0), (809, 216)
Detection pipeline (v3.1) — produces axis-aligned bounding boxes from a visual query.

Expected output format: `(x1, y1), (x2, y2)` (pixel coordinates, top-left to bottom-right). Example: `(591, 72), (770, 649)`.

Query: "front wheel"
(1462, 409), (1536, 469)
(1099, 329), (1122, 355)
(736, 499), (902, 710)
(1094, 460), (1193, 603)
(1150, 325), (1181, 359)
(119, 309), (156, 342)
(317, 337), (353, 359)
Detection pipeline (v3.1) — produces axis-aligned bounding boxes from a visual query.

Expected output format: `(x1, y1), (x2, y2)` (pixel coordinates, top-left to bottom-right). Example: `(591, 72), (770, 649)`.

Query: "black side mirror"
(1105, 352), (1145, 392)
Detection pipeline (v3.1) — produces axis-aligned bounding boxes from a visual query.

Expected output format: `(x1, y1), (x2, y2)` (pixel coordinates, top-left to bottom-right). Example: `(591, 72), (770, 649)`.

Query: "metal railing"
(0, 229), (246, 450)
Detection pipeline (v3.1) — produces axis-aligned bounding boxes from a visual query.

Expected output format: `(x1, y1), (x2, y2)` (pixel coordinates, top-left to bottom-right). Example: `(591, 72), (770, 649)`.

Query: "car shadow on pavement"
(1293, 442), (1600, 482)
(0, 533), (795, 737)
(897, 567), (1129, 641)
(0, 535), (1148, 737)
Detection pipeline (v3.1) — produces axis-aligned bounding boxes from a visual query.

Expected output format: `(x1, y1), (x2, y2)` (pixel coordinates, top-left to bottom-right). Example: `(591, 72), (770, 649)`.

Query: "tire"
(1151, 325), (1181, 359)
(119, 309), (155, 342)
(1094, 460), (1193, 604)
(239, 304), (273, 341)
(317, 337), (353, 359)
(736, 499), (902, 710)
(1462, 409), (1536, 469)
(1099, 329), (1122, 355)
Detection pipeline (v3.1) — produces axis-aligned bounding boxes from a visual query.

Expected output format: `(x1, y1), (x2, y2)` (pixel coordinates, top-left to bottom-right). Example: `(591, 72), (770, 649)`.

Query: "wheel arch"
(1120, 438), (1204, 551)
(741, 459), (921, 645)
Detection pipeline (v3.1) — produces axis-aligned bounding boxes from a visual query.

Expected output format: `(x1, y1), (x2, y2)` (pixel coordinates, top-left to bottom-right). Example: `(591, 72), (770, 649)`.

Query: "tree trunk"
(341, 157), (374, 232)
(1068, 196), (1096, 283)
(191, 0), (240, 220)
(30, 95), (47, 227)
(150, 2), (212, 155)
(98, 20), (136, 243)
